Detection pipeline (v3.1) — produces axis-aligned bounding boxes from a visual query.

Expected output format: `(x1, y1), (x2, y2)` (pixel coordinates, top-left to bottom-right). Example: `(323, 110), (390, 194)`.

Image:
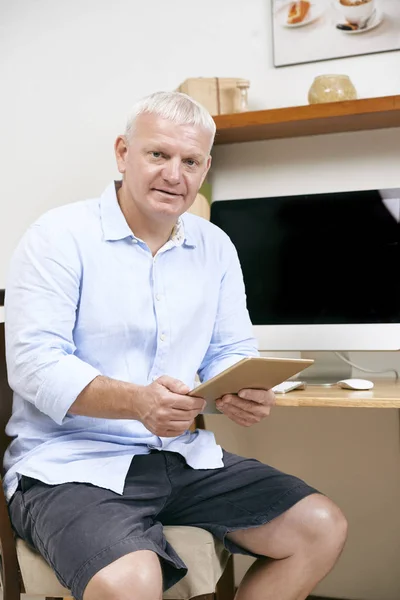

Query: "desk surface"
(275, 380), (400, 408)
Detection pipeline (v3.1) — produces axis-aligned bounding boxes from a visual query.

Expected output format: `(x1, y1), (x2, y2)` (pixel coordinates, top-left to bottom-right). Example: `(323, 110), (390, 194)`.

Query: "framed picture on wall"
(272, 0), (400, 67)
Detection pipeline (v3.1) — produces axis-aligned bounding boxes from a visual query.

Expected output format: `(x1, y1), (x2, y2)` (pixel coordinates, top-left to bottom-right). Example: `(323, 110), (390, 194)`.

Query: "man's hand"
(215, 388), (275, 427)
(133, 375), (206, 437)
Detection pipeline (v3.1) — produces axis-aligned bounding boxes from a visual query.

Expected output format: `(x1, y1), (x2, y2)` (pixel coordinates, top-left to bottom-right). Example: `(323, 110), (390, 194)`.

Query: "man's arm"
(197, 239), (259, 383)
(71, 374), (205, 436)
(6, 220), (100, 425)
(197, 238), (275, 426)
(70, 376), (140, 419)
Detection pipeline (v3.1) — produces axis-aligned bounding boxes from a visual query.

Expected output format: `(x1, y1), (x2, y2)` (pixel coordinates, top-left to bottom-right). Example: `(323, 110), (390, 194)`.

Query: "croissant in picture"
(287, 0), (311, 24)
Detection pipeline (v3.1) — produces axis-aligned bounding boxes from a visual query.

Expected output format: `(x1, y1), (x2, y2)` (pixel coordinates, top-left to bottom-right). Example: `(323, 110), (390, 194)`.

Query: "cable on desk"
(334, 352), (399, 381)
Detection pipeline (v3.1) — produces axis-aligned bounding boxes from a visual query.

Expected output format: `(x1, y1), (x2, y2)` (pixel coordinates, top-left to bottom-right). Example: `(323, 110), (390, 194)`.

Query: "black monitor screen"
(210, 189), (400, 325)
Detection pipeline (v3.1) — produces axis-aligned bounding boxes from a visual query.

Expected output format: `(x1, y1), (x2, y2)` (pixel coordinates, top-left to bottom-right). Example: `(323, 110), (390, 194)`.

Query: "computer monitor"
(210, 188), (400, 382)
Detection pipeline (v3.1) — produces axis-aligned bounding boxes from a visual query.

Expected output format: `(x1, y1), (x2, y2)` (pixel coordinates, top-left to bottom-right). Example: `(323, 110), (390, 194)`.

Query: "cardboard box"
(177, 77), (250, 116)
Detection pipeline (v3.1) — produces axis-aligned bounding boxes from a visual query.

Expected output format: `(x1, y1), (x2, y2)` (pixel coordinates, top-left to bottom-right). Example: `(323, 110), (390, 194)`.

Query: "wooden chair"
(0, 322), (234, 600)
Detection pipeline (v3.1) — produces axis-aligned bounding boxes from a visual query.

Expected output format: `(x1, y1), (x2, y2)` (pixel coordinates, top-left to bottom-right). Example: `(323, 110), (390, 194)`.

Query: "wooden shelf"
(213, 95), (400, 145)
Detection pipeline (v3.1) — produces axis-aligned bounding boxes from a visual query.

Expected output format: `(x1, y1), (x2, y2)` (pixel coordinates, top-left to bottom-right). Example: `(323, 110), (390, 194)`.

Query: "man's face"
(115, 113), (212, 221)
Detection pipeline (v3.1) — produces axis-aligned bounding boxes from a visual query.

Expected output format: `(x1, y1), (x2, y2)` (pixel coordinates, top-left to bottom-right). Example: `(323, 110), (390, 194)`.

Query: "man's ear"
(200, 155), (212, 187)
(114, 135), (129, 174)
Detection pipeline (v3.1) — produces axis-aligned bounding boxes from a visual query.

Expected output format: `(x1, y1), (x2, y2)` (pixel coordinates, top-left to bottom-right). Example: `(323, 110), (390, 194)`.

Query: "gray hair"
(124, 91), (216, 150)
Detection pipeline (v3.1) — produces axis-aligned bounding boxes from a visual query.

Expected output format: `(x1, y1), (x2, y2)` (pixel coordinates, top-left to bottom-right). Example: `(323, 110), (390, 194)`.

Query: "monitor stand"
(299, 352), (352, 387)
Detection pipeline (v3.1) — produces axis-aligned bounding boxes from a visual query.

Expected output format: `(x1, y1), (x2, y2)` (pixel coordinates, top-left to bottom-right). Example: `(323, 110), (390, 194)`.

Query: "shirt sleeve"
(5, 219), (101, 425)
(197, 239), (259, 383)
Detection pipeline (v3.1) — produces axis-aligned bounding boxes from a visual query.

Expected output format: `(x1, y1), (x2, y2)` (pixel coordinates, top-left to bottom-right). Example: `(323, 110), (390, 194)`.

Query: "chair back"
(0, 320), (25, 598)
(0, 323), (13, 470)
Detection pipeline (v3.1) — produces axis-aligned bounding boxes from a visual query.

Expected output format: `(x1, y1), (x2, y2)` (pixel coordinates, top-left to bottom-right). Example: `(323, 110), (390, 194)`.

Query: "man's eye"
(151, 151), (162, 158)
(185, 159), (196, 167)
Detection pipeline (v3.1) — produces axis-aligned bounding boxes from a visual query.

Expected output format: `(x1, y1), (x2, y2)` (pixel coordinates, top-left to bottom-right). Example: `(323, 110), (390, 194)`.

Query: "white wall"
(2, 1), (400, 598)
(1, 0), (400, 286)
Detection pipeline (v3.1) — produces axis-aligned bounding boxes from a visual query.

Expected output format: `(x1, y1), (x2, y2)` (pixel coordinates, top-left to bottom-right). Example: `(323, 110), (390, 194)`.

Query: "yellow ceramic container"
(308, 74), (357, 104)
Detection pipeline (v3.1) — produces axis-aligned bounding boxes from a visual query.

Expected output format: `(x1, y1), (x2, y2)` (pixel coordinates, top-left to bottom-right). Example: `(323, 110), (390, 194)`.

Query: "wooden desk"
(275, 380), (400, 408)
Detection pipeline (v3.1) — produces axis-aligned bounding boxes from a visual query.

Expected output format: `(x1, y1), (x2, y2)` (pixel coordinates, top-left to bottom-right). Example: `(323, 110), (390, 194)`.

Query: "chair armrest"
(0, 480), (22, 599)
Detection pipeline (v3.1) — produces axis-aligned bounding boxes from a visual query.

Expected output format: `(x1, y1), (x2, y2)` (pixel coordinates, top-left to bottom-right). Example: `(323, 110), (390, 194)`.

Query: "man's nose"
(162, 159), (181, 185)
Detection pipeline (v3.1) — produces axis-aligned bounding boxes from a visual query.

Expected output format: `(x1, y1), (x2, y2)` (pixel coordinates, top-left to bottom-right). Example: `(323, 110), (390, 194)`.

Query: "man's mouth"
(152, 188), (182, 197)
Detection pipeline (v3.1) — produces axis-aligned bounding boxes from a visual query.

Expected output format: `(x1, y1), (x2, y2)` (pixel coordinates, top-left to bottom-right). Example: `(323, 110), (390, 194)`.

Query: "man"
(4, 91), (347, 600)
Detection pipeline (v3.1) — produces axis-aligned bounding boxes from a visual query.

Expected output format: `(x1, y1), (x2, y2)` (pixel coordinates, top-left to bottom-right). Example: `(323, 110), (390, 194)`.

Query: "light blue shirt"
(3, 182), (258, 501)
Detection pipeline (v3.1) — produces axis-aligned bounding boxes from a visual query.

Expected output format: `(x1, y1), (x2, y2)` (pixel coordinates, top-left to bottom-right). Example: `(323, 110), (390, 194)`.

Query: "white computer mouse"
(337, 378), (374, 390)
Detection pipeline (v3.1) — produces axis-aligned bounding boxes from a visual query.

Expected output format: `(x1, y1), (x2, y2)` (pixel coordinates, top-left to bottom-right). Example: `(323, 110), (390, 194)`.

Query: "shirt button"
(152, 375), (158, 382)
(131, 238), (137, 244)
(155, 294), (161, 301)
(160, 333), (166, 342)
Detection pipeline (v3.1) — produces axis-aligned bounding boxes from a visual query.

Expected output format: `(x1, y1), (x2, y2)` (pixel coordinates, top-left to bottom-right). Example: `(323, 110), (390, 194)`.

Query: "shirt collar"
(180, 215), (196, 248)
(170, 218), (184, 246)
(99, 181), (196, 247)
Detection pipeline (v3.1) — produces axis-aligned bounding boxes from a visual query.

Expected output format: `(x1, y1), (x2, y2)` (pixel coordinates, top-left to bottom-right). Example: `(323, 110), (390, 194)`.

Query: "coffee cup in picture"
(338, 0), (375, 27)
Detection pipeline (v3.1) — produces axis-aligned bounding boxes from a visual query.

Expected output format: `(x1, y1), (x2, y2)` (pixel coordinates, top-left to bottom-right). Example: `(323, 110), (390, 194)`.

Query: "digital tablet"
(188, 356), (314, 414)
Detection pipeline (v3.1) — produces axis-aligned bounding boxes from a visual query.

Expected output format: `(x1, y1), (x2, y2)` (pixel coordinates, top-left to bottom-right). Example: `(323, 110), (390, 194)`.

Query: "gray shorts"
(9, 450), (318, 600)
